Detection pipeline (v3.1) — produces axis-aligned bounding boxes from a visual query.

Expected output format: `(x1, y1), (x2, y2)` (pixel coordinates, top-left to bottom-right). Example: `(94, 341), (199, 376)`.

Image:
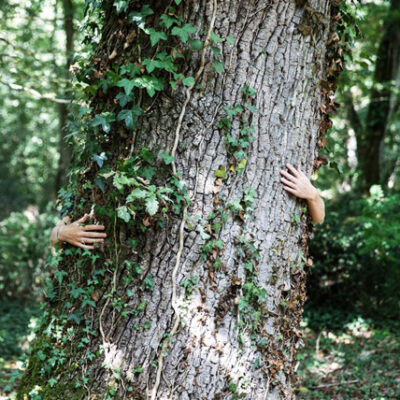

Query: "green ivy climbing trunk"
(17, 1), (342, 399)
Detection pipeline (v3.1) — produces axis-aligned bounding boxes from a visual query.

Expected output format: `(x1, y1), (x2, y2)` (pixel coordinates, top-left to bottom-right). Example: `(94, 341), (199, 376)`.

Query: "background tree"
(0, 0), (81, 216)
(56, 0), (76, 190)
(347, 0), (400, 191)
(16, 1), (344, 399)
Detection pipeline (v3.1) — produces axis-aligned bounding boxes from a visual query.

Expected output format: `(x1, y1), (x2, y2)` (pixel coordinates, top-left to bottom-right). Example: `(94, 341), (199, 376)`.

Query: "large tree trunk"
(17, 1), (342, 399)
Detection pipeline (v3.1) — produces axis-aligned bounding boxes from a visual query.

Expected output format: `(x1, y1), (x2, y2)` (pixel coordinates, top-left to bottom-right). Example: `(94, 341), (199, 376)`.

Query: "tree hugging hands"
(50, 213), (107, 250)
(50, 163), (323, 252)
(280, 163), (325, 223)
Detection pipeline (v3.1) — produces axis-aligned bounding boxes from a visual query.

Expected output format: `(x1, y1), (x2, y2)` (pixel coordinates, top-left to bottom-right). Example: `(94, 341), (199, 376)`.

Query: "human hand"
(280, 163), (318, 201)
(58, 213), (107, 250)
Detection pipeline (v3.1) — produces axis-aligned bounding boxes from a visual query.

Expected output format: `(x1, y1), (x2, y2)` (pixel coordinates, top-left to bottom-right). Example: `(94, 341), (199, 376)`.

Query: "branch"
(309, 379), (359, 389)
(0, 37), (43, 64)
(0, 80), (74, 104)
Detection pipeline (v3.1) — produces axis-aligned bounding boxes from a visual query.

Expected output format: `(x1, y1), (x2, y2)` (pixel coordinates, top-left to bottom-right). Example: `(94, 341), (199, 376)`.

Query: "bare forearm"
(280, 163), (325, 224)
(50, 226), (59, 247)
(307, 190), (325, 223)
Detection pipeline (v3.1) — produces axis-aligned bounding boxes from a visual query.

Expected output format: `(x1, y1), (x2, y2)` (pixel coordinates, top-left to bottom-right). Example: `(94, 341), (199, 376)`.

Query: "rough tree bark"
(18, 1), (342, 399)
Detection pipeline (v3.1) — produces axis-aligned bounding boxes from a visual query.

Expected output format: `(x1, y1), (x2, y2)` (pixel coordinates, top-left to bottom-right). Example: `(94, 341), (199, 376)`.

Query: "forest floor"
(0, 301), (399, 400)
(296, 309), (400, 400)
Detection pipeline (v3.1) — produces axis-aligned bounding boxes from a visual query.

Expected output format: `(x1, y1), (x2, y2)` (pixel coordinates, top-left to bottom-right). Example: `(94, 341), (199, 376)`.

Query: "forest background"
(0, 0), (399, 399)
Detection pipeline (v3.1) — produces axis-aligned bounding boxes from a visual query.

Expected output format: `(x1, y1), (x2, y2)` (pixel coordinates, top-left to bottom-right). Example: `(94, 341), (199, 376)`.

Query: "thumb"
(76, 213), (89, 224)
(297, 164), (301, 173)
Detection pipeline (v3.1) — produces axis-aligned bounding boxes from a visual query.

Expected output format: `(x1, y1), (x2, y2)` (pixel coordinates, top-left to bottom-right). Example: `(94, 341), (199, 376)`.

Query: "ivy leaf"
(160, 14), (178, 29)
(115, 92), (133, 107)
(143, 275), (154, 290)
(117, 206), (131, 223)
(182, 76), (195, 87)
(210, 31), (223, 43)
(214, 166), (226, 179)
(226, 34), (235, 44)
(116, 78), (136, 95)
(126, 188), (148, 202)
(245, 103), (257, 113)
(49, 378), (58, 388)
(129, 4), (154, 25)
(212, 60), (224, 73)
(94, 177), (105, 192)
(133, 76), (164, 97)
(145, 195), (159, 216)
(211, 46), (221, 56)
(141, 166), (155, 181)
(117, 109), (136, 130)
(224, 105), (243, 117)
(159, 151), (175, 165)
(55, 270), (68, 285)
(68, 313), (82, 324)
(92, 152), (108, 168)
(113, 174), (135, 192)
(101, 170), (115, 179)
(92, 113), (114, 133)
(139, 147), (154, 163)
(120, 63), (141, 77)
(98, 75), (113, 92)
(114, 0), (128, 14)
(147, 28), (167, 47)
(70, 285), (85, 299)
(188, 38), (203, 50)
(142, 59), (162, 73)
(237, 159), (247, 170)
(171, 23), (196, 43)
(156, 52), (177, 73)
(82, 298), (96, 308)
(174, 0), (182, 4)
(242, 85), (257, 97)
(132, 104), (144, 116)
(143, 321), (152, 329)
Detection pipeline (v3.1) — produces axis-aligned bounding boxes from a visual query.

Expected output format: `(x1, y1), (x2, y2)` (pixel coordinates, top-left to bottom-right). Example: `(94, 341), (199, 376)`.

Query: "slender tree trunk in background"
(17, 1), (342, 399)
(55, 0), (75, 191)
(355, 0), (400, 191)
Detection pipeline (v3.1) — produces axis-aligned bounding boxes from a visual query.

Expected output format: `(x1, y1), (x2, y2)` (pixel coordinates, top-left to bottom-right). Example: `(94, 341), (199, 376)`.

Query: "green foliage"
(297, 309), (400, 399)
(0, 301), (41, 358)
(97, 147), (186, 222)
(316, 0), (400, 192)
(0, 204), (59, 300)
(0, 0), (87, 216)
(171, 23), (196, 43)
(308, 187), (400, 320)
(179, 276), (198, 298)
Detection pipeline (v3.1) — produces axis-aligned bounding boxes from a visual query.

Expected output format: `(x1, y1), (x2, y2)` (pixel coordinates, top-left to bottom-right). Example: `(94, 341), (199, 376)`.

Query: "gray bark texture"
(18, 1), (341, 399)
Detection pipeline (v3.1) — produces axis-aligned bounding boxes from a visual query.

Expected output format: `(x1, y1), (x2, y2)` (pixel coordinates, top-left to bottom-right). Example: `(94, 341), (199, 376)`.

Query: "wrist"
(57, 225), (66, 242)
(307, 186), (319, 202)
